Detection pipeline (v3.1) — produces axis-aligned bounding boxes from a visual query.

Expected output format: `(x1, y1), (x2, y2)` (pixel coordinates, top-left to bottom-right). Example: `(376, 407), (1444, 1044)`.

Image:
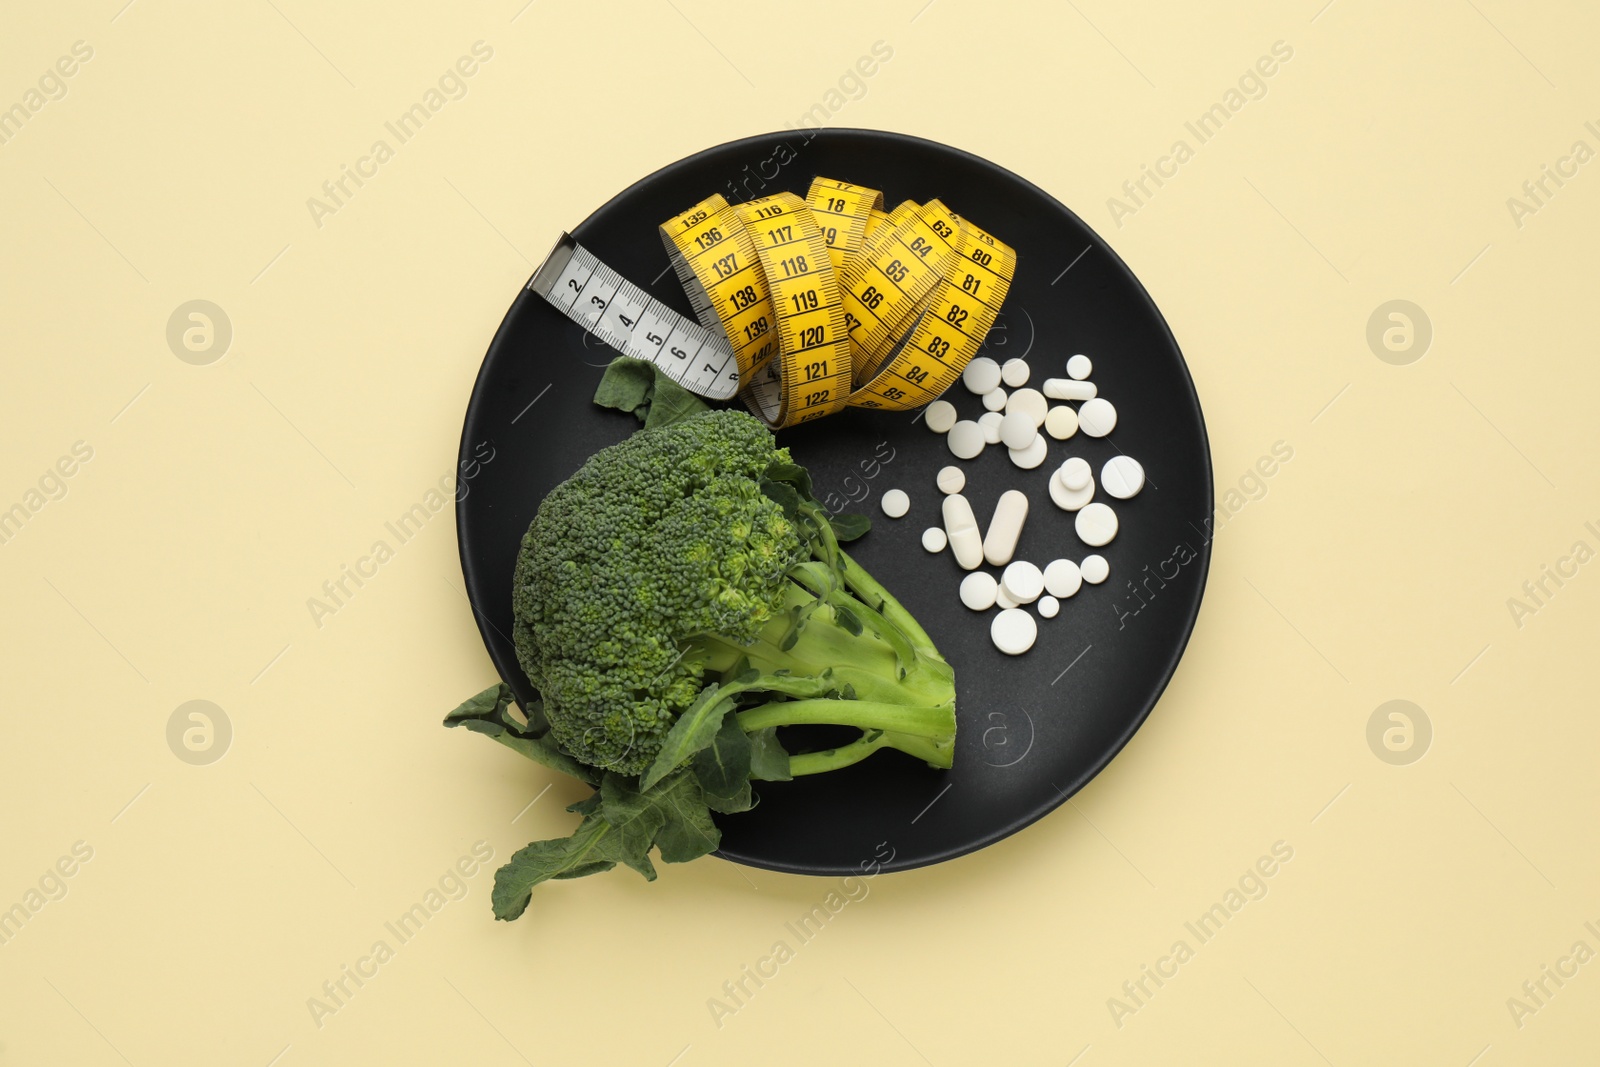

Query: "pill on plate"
(1001, 359), (1031, 387)
(982, 489), (1029, 567)
(1081, 554), (1110, 584)
(1002, 560), (1045, 603)
(1101, 455), (1144, 499)
(936, 465), (966, 494)
(960, 571), (998, 610)
(880, 489), (909, 518)
(1044, 559), (1082, 598)
(1037, 595), (1060, 619)
(1045, 405), (1078, 440)
(1043, 378), (1097, 401)
(1058, 456), (1092, 491)
(978, 411), (1005, 444)
(991, 608), (1038, 655)
(1075, 501), (1118, 546)
(963, 357), (1002, 395)
(982, 387), (1009, 412)
(1078, 397), (1117, 437)
(1067, 354), (1093, 380)
(947, 421), (985, 460)
(1006, 388), (1048, 427)
(1009, 434), (1049, 470)
(942, 494), (985, 570)
(1048, 470), (1095, 511)
(922, 527), (948, 553)
(996, 586), (1020, 610)
(999, 411), (1037, 450)
(924, 400), (957, 433)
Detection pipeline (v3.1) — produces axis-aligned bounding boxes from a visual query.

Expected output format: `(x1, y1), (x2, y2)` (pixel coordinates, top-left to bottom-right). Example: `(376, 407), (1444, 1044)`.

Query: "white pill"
(880, 489), (909, 518)
(922, 527), (947, 553)
(1037, 595), (1060, 619)
(936, 465), (966, 494)
(1001, 358), (1031, 387)
(982, 387), (1009, 412)
(1067, 354), (1093, 380)
(1005, 388), (1048, 427)
(1044, 559), (1082, 598)
(978, 411), (1005, 444)
(996, 586), (1020, 610)
(1078, 397), (1117, 437)
(1002, 560), (1045, 604)
(1045, 405), (1078, 440)
(1057, 457), (1091, 491)
(947, 421), (985, 460)
(1081, 554), (1110, 584)
(924, 400), (957, 433)
(963, 357), (1002, 395)
(1009, 434), (1049, 470)
(1043, 378), (1097, 401)
(942, 494), (985, 570)
(1048, 469), (1095, 511)
(981, 489), (1029, 567)
(1101, 455), (1144, 499)
(991, 608), (1038, 655)
(999, 411), (1037, 450)
(959, 571), (998, 610)
(1075, 502), (1118, 546)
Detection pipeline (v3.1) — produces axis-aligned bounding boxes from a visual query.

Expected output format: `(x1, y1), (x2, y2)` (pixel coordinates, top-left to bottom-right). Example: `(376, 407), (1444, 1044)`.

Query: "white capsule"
(880, 488), (909, 518)
(996, 586), (1020, 610)
(947, 420), (985, 460)
(1005, 387), (1048, 427)
(1075, 502), (1118, 546)
(1067, 354), (1093, 380)
(959, 571), (998, 610)
(978, 411), (1005, 444)
(1037, 595), (1060, 619)
(991, 607), (1038, 655)
(963, 357), (1002, 395)
(924, 400), (957, 433)
(1058, 456), (1092, 491)
(999, 411), (1037, 450)
(936, 465), (966, 494)
(1101, 455), (1145, 499)
(1081, 554), (1110, 584)
(942, 494), (985, 570)
(1001, 560), (1045, 604)
(1045, 405), (1078, 440)
(1044, 378), (1097, 401)
(982, 489), (1029, 567)
(982, 387), (1009, 412)
(1044, 559), (1083, 598)
(1001, 358), (1031, 387)
(1009, 434), (1049, 470)
(922, 527), (948, 553)
(1048, 468), (1094, 512)
(1078, 397), (1117, 437)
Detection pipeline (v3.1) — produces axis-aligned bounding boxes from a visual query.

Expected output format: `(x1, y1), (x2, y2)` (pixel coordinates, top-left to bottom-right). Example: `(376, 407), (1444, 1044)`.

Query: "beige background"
(3, 0), (1597, 1063)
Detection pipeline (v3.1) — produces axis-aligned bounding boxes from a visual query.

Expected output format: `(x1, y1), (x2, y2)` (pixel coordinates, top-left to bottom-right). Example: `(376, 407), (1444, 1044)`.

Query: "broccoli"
(446, 364), (955, 919)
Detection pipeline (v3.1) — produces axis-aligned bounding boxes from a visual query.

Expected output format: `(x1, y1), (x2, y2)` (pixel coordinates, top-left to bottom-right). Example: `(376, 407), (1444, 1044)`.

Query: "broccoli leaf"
(651, 773), (722, 863)
(747, 727), (792, 781)
(693, 713), (753, 808)
(598, 774), (666, 880)
(443, 683), (598, 786)
(492, 815), (623, 920)
(592, 356), (710, 430)
(828, 512), (872, 542)
(639, 683), (738, 791)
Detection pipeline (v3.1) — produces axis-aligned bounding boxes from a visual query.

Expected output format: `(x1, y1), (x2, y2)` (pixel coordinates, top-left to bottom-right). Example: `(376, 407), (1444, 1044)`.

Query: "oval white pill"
(1048, 469), (1095, 512)
(1045, 405), (1078, 440)
(1002, 560), (1045, 604)
(1005, 388), (1048, 427)
(924, 400), (957, 433)
(963, 357), (1002, 395)
(1101, 455), (1144, 498)
(1043, 378), (1097, 401)
(922, 527), (947, 553)
(947, 421), (985, 460)
(1078, 397), (1117, 437)
(959, 571), (998, 610)
(1081, 554), (1109, 584)
(1037, 595), (1060, 619)
(880, 489), (909, 518)
(1009, 434), (1049, 470)
(936, 465), (965, 494)
(1067, 354), (1093, 380)
(978, 411), (1004, 444)
(982, 387), (1008, 412)
(942, 494), (985, 570)
(1043, 559), (1082, 598)
(996, 586), (1020, 610)
(1001, 358), (1031, 387)
(991, 608), (1038, 655)
(982, 489), (1029, 567)
(1075, 501), (1118, 546)
(999, 411), (1036, 450)
(1059, 456), (1092, 491)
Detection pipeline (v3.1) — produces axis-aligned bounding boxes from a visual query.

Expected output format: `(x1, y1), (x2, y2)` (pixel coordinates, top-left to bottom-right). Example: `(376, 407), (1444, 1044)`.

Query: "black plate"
(457, 129), (1212, 876)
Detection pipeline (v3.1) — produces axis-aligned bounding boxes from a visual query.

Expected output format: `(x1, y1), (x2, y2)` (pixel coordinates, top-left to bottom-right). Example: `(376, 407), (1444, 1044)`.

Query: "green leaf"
(491, 815), (622, 920)
(762, 459), (814, 500)
(748, 727), (792, 781)
(567, 792), (603, 816)
(651, 772), (722, 863)
(828, 511), (872, 542)
(692, 713), (752, 803)
(592, 356), (711, 430)
(758, 477), (802, 519)
(598, 774), (666, 880)
(443, 683), (598, 786)
(639, 683), (736, 791)
(643, 378), (712, 430)
(833, 603), (864, 636)
(701, 779), (754, 814)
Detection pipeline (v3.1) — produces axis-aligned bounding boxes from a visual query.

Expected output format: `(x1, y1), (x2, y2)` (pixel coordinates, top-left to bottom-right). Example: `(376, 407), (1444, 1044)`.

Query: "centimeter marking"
(526, 233), (740, 400)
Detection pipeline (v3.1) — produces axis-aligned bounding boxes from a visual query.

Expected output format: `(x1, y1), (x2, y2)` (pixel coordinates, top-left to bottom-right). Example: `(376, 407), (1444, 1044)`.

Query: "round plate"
(457, 129), (1212, 875)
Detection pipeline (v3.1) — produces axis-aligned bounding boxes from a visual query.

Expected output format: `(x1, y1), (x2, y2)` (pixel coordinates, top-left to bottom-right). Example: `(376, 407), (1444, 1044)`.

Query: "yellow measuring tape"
(660, 177), (1016, 428)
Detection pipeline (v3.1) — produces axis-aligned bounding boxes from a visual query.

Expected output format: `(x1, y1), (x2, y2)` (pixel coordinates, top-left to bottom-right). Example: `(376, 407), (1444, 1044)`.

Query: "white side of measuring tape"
(526, 233), (740, 400)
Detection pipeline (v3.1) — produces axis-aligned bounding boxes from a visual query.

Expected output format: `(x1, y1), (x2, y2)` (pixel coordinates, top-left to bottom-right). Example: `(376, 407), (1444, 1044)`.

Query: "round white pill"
(922, 527), (947, 553)
(1037, 595), (1060, 619)
(936, 465), (965, 494)
(1101, 455), (1144, 499)
(947, 421), (985, 460)
(1045, 405), (1078, 440)
(1043, 559), (1082, 598)
(1002, 560), (1045, 604)
(991, 608), (1038, 655)
(978, 411), (1005, 444)
(1067, 354), (1093, 380)
(1001, 358), (1031, 387)
(1048, 469), (1095, 511)
(1005, 388), (1048, 427)
(999, 411), (1037, 450)
(1081, 554), (1110, 584)
(1059, 456), (1092, 491)
(880, 489), (909, 518)
(1078, 397), (1117, 437)
(1075, 502), (1118, 546)
(1009, 434), (1049, 470)
(963, 357), (1002, 395)
(996, 585), (1020, 610)
(960, 571), (998, 610)
(924, 400), (957, 433)
(982, 387), (1008, 412)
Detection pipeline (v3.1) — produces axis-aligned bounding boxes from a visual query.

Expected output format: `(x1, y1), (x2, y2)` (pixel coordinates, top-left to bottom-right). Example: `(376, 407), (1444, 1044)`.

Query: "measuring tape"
(528, 176), (1015, 427)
